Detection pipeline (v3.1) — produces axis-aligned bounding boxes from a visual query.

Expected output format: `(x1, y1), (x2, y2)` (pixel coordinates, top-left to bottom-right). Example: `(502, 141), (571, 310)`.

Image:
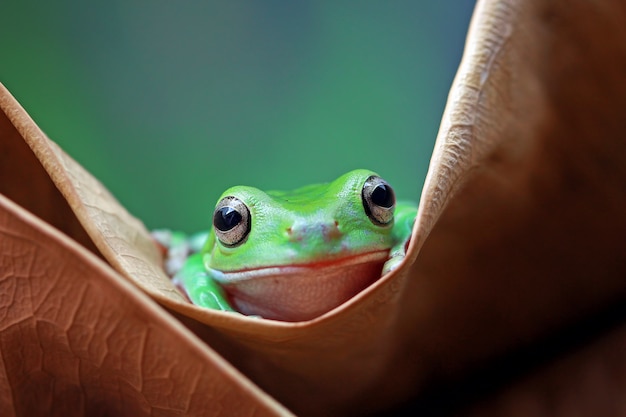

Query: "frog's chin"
(210, 250), (390, 322)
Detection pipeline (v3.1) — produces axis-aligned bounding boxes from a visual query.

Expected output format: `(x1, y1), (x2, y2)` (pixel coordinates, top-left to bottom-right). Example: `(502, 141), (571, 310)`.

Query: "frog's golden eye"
(213, 196), (251, 246)
(362, 175), (395, 226)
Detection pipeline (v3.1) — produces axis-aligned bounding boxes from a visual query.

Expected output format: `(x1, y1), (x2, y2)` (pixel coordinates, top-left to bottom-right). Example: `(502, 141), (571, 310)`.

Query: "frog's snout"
(286, 220), (342, 243)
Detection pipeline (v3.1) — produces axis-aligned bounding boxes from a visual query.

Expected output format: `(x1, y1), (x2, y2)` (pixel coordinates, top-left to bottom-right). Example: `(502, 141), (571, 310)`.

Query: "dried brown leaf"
(0, 195), (292, 416)
(1, 0), (626, 416)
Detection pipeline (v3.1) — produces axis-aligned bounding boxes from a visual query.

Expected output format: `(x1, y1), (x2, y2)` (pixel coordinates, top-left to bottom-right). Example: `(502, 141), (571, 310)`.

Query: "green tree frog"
(157, 169), (416, 322)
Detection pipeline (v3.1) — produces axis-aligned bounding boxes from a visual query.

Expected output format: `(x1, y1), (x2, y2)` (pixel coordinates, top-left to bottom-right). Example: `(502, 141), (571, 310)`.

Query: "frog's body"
(165, 169), (416, 322)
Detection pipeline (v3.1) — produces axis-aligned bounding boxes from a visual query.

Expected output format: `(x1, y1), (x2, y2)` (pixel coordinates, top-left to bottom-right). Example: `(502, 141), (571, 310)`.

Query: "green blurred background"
(0, 1), (475, 232)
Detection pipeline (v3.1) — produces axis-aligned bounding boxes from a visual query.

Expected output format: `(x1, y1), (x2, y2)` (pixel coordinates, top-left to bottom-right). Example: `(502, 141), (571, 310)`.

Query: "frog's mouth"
(210, 249), (390, 322)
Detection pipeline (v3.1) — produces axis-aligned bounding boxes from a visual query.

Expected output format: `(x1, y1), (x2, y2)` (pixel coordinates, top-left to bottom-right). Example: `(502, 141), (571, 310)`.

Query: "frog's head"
(203, 169), (400, 321)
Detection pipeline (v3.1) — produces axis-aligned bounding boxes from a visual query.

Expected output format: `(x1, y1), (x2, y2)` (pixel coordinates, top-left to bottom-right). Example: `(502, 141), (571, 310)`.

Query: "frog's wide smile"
(211, 249), (390, 322)
(208, 249), (390, 283)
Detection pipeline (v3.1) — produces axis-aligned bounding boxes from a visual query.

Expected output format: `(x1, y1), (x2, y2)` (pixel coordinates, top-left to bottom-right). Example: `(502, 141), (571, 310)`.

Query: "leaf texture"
(0, 194), (292, 416)
(1, 0), (626, 415)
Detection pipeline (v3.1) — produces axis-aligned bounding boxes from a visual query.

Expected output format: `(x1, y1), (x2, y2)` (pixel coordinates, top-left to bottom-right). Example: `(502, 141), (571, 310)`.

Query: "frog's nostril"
(287, 222), (341, 242)
(287, 227), (305, 243)
(323, 221), (342, 241)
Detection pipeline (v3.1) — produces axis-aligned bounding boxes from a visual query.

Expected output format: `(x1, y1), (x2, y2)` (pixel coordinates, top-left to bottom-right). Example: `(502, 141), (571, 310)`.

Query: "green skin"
(172, 169), (417, 319)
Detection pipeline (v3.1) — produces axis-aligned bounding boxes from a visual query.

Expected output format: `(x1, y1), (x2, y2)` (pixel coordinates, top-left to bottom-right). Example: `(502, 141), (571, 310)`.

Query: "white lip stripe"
(209, 250), (389, 284)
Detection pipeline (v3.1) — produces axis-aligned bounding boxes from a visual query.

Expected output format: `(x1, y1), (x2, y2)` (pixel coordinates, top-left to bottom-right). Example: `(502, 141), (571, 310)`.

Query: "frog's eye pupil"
(362, 175), (396, 226)
(213, 196), (251, 246)
(214, 207), (242, 232)
(371, 184), (394, 208)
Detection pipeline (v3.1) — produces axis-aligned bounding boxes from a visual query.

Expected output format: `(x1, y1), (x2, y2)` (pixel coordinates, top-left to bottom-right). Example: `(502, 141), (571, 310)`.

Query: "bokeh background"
(1, 1), (475, 232)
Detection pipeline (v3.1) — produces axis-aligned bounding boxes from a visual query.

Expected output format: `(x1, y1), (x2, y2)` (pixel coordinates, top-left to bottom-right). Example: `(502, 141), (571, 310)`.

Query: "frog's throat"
(210, 249), (390, 322)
